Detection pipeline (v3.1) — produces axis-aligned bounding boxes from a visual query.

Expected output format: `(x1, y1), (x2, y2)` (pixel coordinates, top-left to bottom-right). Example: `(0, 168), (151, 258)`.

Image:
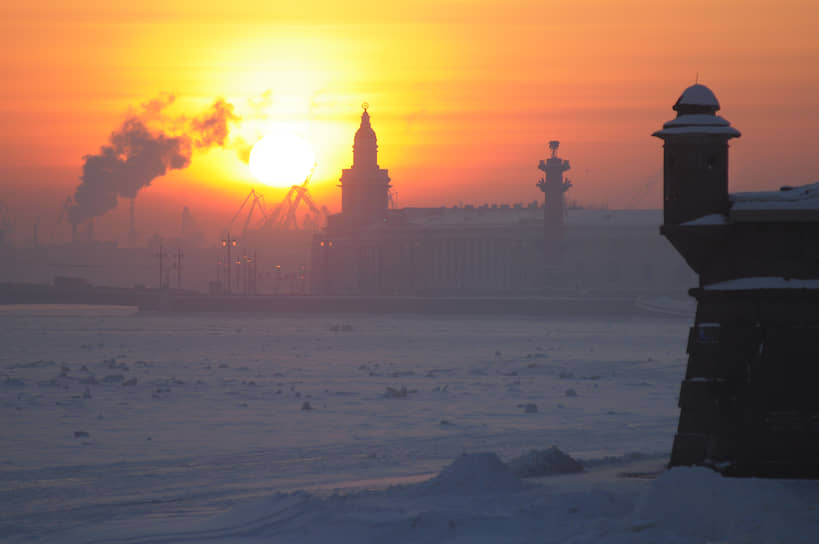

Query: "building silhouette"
(336, 104), (392, 229)
(311, 105), (694, 296)
(657, 84), (819, 477)
(537, 140), (572, 267)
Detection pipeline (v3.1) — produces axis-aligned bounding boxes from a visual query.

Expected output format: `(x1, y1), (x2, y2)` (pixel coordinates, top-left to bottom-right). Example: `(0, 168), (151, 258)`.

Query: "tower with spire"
(339, 103), (391, 228)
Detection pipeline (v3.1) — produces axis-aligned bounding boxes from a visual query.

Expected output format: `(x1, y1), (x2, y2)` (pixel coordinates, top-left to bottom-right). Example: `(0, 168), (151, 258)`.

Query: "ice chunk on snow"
(507, 446), (584, 478)
(417, 453), (524, 495)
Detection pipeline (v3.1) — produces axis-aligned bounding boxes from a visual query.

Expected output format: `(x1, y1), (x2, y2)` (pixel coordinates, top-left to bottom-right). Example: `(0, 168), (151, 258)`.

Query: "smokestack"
(87, 220), (94, 243)
(128, 198), (137, 247)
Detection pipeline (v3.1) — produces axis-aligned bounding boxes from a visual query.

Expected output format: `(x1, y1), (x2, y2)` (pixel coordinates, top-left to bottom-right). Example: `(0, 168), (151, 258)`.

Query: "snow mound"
(418, 452), (525, 495)
(631, 467), (819, 543)
(507, 446), (584, 478)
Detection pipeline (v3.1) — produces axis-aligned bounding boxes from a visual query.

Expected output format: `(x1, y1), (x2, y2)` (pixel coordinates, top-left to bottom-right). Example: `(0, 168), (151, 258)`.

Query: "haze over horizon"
(1, 0), (817, 244)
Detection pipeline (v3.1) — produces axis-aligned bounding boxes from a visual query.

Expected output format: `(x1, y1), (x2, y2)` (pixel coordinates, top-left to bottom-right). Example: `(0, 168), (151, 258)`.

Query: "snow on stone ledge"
(705, 277), (819, 290)
(731, 182), (819, 211)
(653, 125), (740, 136)
(663, 114), (732, 127)
(680, 213), (729, 226)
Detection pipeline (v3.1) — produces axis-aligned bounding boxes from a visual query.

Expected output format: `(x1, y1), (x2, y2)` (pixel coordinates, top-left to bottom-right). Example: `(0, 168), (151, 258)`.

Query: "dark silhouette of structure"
(311, 105), (693, 296)
(656, 83), (819, 478)
(537, 141), (572, 266)
(655, 84), (739, 225)
(338, 103), (391, 228)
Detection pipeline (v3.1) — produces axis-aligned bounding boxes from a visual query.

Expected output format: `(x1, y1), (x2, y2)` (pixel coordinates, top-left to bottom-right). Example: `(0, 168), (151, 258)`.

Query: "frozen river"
(1, 305), (817, 543)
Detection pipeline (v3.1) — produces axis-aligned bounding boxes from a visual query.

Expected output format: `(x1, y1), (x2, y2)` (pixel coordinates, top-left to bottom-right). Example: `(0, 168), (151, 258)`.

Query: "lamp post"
(175, 247), (184, 289)
(234, 256), (242, 293)
(157, 244), (168, 289)
(243, 253), (254, 295)
(252, 250), (257, 294)
(298, 264), (306, 294)
(221, 233), (238, 294)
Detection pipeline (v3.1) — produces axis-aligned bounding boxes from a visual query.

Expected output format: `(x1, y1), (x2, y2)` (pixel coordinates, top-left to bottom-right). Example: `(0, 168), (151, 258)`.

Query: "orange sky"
(1, 1), (818, 244)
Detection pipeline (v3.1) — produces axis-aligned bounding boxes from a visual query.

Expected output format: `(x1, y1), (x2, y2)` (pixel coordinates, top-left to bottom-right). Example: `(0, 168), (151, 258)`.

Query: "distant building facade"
(311, 106), (694, 296)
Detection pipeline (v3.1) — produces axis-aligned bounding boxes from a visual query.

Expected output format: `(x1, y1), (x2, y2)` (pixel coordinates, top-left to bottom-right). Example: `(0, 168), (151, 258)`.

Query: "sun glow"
(248, 128), (316, 187)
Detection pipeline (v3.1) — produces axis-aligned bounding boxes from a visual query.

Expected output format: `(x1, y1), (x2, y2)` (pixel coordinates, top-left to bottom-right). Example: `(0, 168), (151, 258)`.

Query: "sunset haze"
(1, 0), (817, 243)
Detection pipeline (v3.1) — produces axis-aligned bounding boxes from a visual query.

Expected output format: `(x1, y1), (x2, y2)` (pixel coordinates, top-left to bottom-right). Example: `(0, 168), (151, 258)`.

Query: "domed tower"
(353, 106), (378, 169)
(339, 103), (391, 227)
(653, 84), (740, 224)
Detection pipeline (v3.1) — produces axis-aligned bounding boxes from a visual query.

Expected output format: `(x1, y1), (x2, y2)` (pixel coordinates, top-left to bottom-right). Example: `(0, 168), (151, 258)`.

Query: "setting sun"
(248, 128), (316, 188)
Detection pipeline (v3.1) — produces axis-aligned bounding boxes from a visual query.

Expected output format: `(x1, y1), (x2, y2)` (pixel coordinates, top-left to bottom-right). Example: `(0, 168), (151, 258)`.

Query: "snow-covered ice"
(1, 304), (816, 543)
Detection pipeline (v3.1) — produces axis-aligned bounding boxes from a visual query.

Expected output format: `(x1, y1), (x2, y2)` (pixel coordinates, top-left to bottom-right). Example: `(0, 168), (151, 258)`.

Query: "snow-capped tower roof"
(653, 83), (740, 138)
(673, 84), (720, 114)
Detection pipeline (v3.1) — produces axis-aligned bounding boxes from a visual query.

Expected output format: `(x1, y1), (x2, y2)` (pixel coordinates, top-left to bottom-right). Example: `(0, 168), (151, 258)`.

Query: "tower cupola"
(353, 103), (378, 169)
(672, 84), (721, 115)
(653, 84), (740, 225)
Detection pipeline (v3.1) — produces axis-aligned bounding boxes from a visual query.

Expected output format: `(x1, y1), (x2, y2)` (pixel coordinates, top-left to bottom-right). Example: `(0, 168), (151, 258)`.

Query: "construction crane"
(228, 168), (328, 235)
(262, 168), (327, 231)
(281, 179), (317, 230)
(226, 189), (270, 237)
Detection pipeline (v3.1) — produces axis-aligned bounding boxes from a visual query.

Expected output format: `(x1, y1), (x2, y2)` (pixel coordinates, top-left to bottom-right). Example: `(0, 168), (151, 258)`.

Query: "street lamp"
(298, 264), (306, 294)
(221, 233), (238, 294)
(243, 254), (254, 295)
(156, 244), (168, 289)
(234, 256), (242, 293)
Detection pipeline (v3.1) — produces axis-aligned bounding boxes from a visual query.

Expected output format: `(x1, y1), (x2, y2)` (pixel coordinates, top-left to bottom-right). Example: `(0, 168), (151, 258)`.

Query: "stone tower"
(537, 141), (572, 265)
(656, 84), (819, 478)
(653, 84), (740, 225)
(339, 104), (391, 228)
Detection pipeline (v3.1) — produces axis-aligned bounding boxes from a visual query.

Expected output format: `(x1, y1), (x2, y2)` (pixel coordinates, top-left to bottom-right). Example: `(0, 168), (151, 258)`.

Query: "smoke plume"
(139, 93), (176, 120)
(67, 97), (238, 225)
(191, 98), (238, 148)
